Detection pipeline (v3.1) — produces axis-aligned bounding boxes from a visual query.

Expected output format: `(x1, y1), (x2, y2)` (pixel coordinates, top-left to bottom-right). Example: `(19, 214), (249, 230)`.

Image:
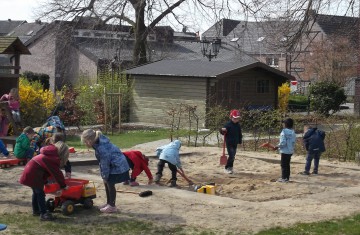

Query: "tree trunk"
(133, 0), (147, 65)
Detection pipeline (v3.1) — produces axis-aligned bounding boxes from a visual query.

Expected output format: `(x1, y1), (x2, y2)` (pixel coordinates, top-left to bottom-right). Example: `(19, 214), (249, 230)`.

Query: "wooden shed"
(125, 59), (294, 128)
(0, 36), (31, 96)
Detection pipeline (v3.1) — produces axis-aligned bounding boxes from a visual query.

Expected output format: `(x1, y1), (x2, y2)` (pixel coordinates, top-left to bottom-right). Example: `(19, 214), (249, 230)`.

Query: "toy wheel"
(5, 164), (10, 168)
(83, 198), (93, 209)
(61, 200), (75, 215)
(0, 164), (4, 169)
(46, 198), (55, 212)
(18, 160), (26, 166)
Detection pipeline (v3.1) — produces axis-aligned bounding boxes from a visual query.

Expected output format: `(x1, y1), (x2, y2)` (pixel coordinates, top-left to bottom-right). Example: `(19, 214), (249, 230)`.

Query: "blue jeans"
(225, 144), (237, 169)
(0, 140), (9, 156)
(25, 148), (35, 159)
(305, 152), (321, 173)
(32, 188), (47, 215)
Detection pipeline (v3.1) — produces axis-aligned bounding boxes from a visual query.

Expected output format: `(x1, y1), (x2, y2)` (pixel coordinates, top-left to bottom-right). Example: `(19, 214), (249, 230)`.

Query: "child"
(0, 88), (21, 123)
(301, 124), (326, 175)
(220, 109), (243, 174)
(19, 141), (69, 221)
(46, 132), (72, 179)
(154, 140), (183, 187)
(81, 129), (130, 213)
(0, 108), (10, 137)
(273, 118), (296, 183)
(14, 126), (35, 160)
(0, 139), (10, 158)
(123, 150), (153, 186)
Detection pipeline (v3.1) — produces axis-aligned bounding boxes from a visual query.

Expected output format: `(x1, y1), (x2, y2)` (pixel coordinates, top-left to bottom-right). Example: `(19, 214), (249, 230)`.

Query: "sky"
(0, 0), (357, 33)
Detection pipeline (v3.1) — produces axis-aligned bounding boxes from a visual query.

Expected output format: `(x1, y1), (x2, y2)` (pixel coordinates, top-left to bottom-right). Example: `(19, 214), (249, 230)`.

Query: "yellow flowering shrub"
(278, 82), (290, 113)
(19, 78), (56, 126)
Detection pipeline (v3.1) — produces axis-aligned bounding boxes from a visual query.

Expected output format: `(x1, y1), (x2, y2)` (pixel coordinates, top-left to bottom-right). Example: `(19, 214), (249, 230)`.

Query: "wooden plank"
(0, 66), (21, 70)
(0, 74), (19, 78)
(0, 136), (16, 145)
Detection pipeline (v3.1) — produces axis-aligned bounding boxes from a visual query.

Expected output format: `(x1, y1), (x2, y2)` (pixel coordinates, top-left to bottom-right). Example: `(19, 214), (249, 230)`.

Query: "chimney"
(8, 19), (11, 22)
(182, 26), (187, 33)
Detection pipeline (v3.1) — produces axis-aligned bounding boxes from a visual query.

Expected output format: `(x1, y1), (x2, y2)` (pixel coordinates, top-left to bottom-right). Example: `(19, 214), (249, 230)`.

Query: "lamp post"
(200, 38), (221, 61)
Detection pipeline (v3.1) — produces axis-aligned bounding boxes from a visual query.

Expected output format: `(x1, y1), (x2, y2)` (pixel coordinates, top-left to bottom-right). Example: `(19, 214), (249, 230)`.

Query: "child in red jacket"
(123, 150), (153, 186)
(19, 142), (69, 221)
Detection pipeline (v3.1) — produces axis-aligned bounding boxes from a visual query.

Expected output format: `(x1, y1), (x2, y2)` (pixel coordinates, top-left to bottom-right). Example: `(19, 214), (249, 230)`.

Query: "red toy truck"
(0, 158), (27, 168)
(44, 178), (96, 215)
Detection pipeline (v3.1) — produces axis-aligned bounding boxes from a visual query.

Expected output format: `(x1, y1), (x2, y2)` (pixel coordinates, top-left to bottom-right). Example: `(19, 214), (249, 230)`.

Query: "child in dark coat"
(123, 150), (153, 186)
(220, 109), (243, 174)
(81, 129), (130, 213)
(301, 124), (326, 175)
(19, 142), (69, 221)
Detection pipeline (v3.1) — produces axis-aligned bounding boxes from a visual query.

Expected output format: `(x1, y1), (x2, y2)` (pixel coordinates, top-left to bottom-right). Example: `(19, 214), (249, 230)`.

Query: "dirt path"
(1, 146), (360, 234)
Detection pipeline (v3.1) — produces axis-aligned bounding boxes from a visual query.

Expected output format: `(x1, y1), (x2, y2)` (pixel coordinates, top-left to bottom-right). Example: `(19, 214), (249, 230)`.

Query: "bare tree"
(35, 0), (358, 66)
(303, 37), (357, 85)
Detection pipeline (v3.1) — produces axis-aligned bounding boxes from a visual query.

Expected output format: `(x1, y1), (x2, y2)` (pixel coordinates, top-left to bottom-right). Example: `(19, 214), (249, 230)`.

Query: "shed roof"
(0, 37), (31, 54)
(125, 59), (294, 80)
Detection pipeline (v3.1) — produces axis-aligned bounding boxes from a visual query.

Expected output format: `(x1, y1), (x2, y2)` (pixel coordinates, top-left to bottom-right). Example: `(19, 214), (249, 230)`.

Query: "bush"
(19, 78), (56, 126)
(288, 94), (309, 111)
(310, 81), (346, 116)
(22, 71), (50, 90)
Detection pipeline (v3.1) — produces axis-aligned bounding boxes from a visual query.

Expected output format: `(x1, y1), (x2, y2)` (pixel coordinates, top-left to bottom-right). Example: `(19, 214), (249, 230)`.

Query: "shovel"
(116, 190), (153, 197)
(220, 133), (227, 165)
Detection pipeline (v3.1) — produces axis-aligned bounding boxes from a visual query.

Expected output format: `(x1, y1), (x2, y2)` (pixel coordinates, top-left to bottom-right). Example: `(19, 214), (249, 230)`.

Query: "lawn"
(66, 129), (171, 149)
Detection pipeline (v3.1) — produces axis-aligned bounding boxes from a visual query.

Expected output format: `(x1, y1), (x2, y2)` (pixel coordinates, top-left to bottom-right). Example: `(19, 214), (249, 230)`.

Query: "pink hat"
(230, 109), (240, 118)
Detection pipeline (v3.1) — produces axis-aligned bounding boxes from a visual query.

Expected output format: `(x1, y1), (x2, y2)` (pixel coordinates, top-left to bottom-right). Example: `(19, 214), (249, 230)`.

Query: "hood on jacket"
(40, 144), (58, 156)
(303, 128), (317, 139)
(95, 134), (111, 147)
(282, 128), (295, 137)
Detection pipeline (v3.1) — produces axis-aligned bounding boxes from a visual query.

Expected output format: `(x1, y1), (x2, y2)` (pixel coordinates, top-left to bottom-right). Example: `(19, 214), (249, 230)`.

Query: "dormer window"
(266, 57), (279, 67)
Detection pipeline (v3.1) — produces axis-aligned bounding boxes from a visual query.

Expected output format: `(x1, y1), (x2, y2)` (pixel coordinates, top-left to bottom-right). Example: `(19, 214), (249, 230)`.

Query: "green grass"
(255, 213), (360, 235)
(0, 211), (215, 235)
(3, 211), (360, 234)
(66, 129), (171, 149)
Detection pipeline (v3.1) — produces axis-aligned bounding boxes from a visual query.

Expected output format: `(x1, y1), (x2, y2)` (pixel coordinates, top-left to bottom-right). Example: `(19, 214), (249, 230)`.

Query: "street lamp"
(200, 38), (221, 61)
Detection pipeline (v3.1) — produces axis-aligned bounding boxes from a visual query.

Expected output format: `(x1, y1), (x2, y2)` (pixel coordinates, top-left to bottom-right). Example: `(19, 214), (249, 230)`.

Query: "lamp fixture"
(200, 37), (221, 61)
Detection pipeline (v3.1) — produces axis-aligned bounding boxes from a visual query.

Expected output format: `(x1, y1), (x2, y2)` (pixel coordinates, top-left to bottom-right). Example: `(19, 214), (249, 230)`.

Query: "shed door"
(216, 79), (241, 109)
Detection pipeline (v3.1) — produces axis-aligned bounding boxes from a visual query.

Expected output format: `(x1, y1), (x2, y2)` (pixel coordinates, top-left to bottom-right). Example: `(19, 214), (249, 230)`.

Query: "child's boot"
(170, 180), (177, 187)
(155, 174), (161, 183)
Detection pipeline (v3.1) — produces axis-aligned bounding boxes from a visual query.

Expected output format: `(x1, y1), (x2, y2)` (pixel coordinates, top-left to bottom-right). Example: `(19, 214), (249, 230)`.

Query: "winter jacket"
(303, 128), (326, 154)
(93, 134), (130, 181)
(278, 128), (296, 154)
(156, 140), (182, 168)
(123, 150), (153, 180)
(14, 133), (31, 159)
(19, 145), (66, 189)
(222, 120), (243, 146)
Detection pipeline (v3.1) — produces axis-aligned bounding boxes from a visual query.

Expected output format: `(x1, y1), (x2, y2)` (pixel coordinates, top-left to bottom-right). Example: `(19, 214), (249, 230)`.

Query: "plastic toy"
(0, 158), (27, 168)
(44, 178), (96, 215)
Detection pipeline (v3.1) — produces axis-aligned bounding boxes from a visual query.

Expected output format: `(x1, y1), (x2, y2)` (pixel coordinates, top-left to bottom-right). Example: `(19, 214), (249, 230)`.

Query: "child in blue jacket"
(274, 118), (296, 183)
(154, 140), (182, 187)
(81, 129), (130, 213)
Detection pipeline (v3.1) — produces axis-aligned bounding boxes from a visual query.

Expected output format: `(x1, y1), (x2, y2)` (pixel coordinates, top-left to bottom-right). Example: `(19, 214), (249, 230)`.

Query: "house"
(203, 13), (359, 89)
(124, 59), (294, 127)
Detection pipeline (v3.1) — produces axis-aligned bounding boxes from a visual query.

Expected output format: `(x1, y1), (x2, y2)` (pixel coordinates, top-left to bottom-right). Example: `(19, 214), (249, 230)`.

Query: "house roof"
(75, 36), (257, 64)
(315, 14), (359, 45)
(6, 22), (48, 44)
(0, 20), (26, 36)
(125, 59), (294, 80)
(0, 37), (31, 54)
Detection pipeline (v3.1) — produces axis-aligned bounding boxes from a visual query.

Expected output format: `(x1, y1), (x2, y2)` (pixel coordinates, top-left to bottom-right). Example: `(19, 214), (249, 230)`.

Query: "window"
(257, 80), (269, 93)
(266, 57), (279, 67)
